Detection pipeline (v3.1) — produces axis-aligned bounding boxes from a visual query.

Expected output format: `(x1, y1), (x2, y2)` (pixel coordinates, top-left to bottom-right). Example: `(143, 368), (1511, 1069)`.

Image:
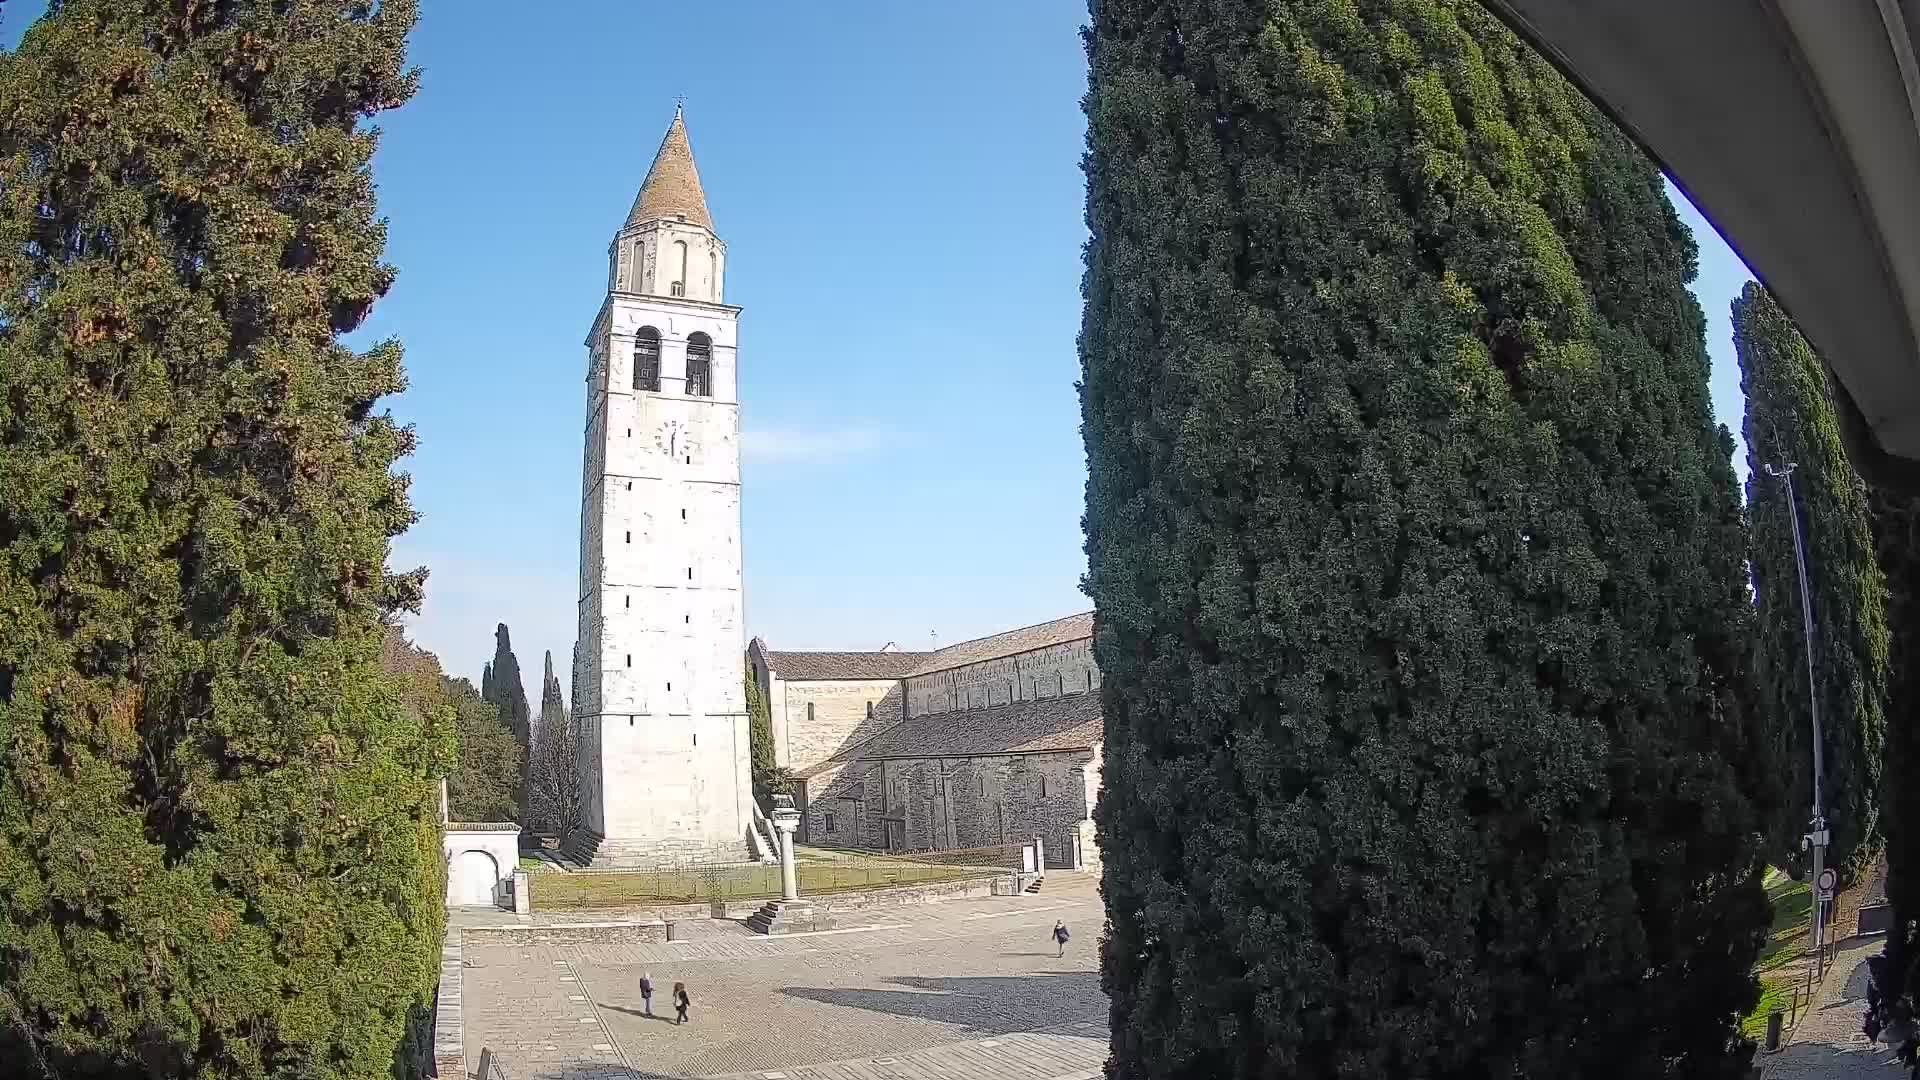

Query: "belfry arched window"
(634, 327), (661, 392)
(685, 332), (713, 397)
(671, 240), (688, 297)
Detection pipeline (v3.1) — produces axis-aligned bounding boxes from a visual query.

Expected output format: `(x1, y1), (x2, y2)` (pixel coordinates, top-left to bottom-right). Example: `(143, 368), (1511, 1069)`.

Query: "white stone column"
(773, 800), (801, 902)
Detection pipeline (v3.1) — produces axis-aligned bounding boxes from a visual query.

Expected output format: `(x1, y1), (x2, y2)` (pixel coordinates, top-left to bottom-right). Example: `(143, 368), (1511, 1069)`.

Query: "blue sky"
(4, 2), (1756, 691)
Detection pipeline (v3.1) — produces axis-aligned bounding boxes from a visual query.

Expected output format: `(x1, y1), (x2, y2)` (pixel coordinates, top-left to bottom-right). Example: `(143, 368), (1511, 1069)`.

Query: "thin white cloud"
(742, 426), (896, 464)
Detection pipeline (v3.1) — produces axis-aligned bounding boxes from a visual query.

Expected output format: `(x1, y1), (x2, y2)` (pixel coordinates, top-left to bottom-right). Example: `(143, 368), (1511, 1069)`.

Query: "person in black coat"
(673, 981), (691, 1025)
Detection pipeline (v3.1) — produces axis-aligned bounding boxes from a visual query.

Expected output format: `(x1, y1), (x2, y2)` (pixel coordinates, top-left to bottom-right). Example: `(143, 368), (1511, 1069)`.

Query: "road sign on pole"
(1817, 867), (1837, 900)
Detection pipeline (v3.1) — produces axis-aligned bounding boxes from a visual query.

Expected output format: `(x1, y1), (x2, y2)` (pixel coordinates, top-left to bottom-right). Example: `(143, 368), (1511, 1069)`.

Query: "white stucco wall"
(444, 827), (519, 909)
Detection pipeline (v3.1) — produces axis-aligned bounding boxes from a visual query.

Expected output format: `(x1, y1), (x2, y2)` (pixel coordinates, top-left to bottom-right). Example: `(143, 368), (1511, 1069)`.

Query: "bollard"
(1764, 1008), (1784, 1052)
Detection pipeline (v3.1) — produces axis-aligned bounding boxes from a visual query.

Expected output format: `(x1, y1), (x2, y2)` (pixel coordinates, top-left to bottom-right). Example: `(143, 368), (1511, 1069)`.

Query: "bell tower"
(569, 108), (752, 866)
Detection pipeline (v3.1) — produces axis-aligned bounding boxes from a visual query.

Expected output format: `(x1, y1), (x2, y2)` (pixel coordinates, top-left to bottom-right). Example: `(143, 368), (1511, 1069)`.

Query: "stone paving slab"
(463, 882), (1106, 1079)
(700, 1024), (1108, 1080)
(1762, 934), (1908, 1080)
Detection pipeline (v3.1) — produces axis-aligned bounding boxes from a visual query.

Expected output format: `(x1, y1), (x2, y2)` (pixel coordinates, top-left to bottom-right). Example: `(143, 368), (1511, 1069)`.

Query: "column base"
(744, 899), (835, 936)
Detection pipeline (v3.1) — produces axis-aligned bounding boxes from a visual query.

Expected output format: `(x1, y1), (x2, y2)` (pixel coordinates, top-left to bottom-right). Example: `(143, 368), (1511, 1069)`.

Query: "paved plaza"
(461, 878), (1108, 1079)
(1761, 934), (1910, 1080)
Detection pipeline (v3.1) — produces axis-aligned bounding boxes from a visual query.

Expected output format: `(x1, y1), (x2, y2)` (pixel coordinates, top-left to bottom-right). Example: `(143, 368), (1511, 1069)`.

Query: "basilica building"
(749, 612), (1104, 872)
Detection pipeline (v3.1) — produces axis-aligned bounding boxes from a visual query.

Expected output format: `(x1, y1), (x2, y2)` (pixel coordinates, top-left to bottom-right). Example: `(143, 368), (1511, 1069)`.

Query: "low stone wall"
(460, 920), (671, 946)
(710, 873), (1006, 919)
(432, 931), (463, 1079)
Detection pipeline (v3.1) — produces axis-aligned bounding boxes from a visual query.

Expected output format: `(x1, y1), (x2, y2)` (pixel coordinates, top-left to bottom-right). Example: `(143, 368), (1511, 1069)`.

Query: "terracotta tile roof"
(626, 110), (712, 231)
(853, 692), (1102, 760)
(909, 612), (1094, 677)
(764, 651), (930, 682)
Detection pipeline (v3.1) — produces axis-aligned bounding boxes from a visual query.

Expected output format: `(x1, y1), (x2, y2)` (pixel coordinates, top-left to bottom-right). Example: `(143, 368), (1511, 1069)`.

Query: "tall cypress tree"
(747, 660), (775, 802)
(1871, 491), (1920, 1018)
(525, 650), (575, 835)
(0, 2), (445, 1077)
(1080, 2), (1768, 1076)
(1734, 283), (1887, 878)
(486, 624), (530, 823)
(539, 650), (565, 731)
(487, 623), (531, 746)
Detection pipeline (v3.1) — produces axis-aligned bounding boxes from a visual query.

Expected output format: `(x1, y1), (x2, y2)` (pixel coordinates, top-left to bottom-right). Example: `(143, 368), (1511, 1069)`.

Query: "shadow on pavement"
(779, 971), (1100, 1036)
(599, 1003), (677, 1024)
(521, 1065), (678, 1080)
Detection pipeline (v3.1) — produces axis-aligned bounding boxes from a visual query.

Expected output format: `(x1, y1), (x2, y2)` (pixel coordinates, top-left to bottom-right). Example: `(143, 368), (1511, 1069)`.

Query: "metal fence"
(798, 842), (1027, 867)
(525, 844), (1022, 911)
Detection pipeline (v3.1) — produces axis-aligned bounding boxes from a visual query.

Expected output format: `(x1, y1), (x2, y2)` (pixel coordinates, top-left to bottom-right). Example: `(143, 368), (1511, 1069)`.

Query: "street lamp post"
(1764, 461), (1830, 974)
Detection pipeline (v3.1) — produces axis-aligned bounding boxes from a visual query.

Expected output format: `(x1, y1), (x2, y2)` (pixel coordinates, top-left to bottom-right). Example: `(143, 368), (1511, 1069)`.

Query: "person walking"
(673, 981), (690, 1026)
(638, 972), (654, 1017)
(1053, 920), (1070, 958)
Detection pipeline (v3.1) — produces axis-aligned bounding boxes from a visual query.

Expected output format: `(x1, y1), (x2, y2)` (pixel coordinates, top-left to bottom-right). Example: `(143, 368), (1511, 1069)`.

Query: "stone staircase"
(556, 829), (753, 868)
(744, 898), (835, 936)
(746, 801), (779, 864)
(1024, 874), (1045, 894)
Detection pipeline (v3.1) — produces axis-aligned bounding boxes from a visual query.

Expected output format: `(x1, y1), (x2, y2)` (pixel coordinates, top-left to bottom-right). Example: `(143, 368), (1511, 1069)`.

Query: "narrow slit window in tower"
(671, 240), (688, 296)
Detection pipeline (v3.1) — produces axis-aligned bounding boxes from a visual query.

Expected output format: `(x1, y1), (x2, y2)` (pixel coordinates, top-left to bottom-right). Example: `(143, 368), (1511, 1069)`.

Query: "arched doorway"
(455, 849), (500, 908)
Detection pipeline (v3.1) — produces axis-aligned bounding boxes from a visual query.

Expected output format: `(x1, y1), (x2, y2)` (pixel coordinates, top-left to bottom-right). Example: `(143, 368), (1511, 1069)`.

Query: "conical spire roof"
(625, 108), (713, 231)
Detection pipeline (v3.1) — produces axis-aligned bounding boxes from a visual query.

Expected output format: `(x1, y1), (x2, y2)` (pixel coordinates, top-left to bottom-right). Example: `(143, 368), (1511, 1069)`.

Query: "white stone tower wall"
(571, 112), (749, 866)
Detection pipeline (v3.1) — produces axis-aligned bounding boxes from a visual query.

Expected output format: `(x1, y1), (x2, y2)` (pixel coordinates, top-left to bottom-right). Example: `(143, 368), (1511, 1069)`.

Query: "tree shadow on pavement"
(779, 971), (1101, 1037)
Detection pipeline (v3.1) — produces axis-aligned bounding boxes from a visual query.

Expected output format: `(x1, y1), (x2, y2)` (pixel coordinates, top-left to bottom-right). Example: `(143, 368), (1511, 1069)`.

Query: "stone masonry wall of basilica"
(904, 638), (1100, 718)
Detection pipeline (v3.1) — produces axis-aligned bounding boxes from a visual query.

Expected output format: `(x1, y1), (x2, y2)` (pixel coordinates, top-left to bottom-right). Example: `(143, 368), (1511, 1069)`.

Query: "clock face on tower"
(654, 420), (701, 463)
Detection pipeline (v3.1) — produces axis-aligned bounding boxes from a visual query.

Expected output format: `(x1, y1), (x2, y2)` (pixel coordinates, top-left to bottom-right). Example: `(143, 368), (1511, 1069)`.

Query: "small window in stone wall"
(825, 812), (836, 834)
(806, 702), (814, 724)
(1040, 775), (1048, 798)
(866, 701), (874, 720)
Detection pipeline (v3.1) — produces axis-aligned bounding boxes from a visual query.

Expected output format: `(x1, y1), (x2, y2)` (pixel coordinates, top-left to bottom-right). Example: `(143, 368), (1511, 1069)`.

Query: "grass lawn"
(528, 859), (995, 910)
(518, 854), (546, 870)
(1740, 867), (1814, 1038)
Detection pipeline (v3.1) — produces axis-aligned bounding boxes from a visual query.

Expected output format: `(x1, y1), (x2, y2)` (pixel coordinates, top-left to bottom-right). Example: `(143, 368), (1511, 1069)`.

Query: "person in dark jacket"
(638, 972), (654, 1017)
(673, 981), (691, 1025)
(1053, 920), (1070, 958)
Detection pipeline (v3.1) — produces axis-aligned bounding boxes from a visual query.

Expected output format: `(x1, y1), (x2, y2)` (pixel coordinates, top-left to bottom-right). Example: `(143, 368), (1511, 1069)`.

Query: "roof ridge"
(926, 611), (1094, 656)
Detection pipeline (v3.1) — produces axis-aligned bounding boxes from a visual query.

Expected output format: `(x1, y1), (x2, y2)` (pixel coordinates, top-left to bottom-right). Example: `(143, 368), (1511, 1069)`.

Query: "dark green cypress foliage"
(540, 651), (565, 730)
(0, 2), (445, 1077)
(747, 660), (775, 803)
(1080, 1), (1768, 1076)
(528, 649), (577, 834)
(382, 630), (518, 825)
(1870, 491), (1920, 1013)
(485, 623), (530, 822)
(1734, 283), (1887, 879)
(482, 661), (496, 705)
(487, 623), (531, 746)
